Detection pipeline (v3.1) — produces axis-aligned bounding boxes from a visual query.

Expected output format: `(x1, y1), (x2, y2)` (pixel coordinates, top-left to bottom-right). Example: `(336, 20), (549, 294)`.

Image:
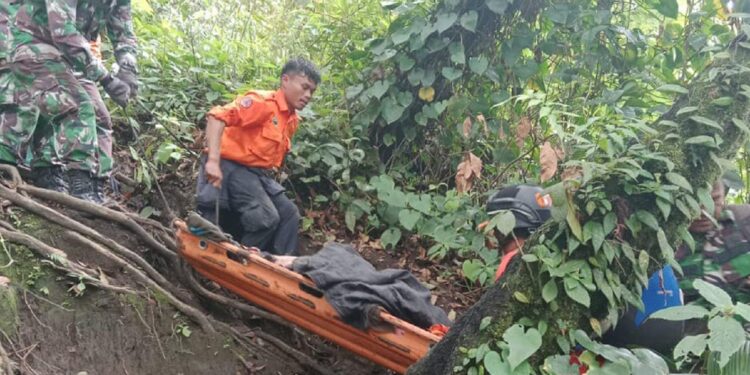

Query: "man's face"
(281, 73), (317, 111)
(689, 181), (726, 233)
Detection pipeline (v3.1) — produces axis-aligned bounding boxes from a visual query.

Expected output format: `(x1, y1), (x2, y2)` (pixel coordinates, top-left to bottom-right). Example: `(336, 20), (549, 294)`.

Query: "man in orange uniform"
(195, 58), (320, 255)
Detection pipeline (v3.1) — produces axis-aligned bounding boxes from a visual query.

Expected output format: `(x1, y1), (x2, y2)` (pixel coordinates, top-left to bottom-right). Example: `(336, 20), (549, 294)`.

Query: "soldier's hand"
(205, 159), (223, 188)
(116, 66), (138, 98)
(101, 74), (131, 108)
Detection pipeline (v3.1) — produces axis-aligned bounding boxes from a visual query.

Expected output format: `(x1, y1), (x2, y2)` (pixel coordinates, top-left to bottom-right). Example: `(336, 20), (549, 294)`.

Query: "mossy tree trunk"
(408, 36), (750, 374)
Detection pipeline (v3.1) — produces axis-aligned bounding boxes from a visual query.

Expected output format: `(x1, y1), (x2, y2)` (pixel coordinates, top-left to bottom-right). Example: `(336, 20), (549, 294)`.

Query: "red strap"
(428, 324), (450, 337)
(495, 249), (520, 282)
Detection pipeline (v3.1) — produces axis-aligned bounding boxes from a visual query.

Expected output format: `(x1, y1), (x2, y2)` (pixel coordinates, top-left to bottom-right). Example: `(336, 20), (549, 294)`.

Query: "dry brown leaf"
(515, 116), (532, 149)
(477, 114), (489, 136)
(540, 141), (558, 182)
(456, 152), (483, 193)
(498, 124), (506, 140)
(462, 116), (472, 138)
(560, 165), (582, 181)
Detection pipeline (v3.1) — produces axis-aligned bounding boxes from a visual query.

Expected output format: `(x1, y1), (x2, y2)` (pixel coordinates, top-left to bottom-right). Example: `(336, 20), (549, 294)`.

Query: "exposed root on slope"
(0, 167), (335, 374)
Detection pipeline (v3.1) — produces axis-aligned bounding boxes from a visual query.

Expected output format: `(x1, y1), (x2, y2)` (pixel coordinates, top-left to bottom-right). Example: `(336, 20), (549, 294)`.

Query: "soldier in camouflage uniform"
(678, 181), (750, 302)
(0, 0), (135, 203)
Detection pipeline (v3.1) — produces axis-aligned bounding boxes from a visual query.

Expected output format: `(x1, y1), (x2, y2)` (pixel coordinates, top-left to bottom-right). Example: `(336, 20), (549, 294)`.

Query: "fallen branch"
(0, 165), (22, 190)
(64, 230), (215, 334)
(20, 185), (177, 261)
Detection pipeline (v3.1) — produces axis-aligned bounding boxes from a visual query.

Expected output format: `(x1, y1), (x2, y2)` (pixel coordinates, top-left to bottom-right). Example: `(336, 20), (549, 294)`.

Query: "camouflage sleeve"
(106, 0), (137, 67)
(46, 0), (107, 81)
(0, 2), (13, 62)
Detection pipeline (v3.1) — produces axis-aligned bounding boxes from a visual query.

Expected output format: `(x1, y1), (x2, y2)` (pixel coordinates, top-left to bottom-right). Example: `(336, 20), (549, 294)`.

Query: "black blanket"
(292, 243), (451, 330)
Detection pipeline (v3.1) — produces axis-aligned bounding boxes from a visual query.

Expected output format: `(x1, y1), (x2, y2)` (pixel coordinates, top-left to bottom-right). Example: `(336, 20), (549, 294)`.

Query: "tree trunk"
(409, 35), (750, 374)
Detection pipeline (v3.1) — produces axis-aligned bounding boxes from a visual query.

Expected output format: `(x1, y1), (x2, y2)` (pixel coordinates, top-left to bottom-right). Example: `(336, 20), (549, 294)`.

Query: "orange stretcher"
(174, 220), (442, 374)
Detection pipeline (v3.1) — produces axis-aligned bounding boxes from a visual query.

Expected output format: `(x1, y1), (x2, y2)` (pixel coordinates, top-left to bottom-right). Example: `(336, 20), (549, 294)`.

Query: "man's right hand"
(205, 159), (223, 188)
(101, 74), (131, 107)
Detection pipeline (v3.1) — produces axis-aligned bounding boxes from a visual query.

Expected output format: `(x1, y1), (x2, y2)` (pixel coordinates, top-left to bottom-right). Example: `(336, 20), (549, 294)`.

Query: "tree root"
(0, 165), (23, 190)
(252, 328), (336, 375)
(20, 185), (177, 261)
(0, 184), (187, 301)
(0, 226), (135, 295)
(63, 230), (216, 334)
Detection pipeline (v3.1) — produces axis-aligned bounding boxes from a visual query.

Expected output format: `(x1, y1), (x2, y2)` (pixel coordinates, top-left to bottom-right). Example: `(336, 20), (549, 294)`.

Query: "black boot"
(31, 166), (68, 193)
(67, 169), (103, 204)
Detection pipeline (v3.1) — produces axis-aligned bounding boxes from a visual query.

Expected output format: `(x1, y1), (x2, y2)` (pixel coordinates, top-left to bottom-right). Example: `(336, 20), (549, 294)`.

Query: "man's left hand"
(116, 66), (138, 98)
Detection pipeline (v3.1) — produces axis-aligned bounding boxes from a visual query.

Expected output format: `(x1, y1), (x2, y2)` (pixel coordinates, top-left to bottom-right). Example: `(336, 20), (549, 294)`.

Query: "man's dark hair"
(281, 58), (321, 85)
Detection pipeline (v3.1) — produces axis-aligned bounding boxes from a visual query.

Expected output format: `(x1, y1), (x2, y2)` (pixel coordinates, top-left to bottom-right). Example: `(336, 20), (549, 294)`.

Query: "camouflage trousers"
(77, 78), (114, 177)
(0, 58), (98, 173)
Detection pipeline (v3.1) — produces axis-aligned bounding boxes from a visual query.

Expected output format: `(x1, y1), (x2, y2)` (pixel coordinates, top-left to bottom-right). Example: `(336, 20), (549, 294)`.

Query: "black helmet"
(486, 184), (552, 231)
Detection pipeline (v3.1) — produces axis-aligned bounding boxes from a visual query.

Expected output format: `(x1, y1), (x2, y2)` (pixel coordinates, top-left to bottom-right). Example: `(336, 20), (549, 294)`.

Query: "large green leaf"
(486, 0), (509, 14)
(650, 305), (710, 321)
(435, 12), (458, 33)
(542, 279), (559, 302)
(564, 278), (590, 307)
(398, 209), (421, 231)
(691, 115), (723, 130)
(665, 172), (693, 193)
(695, 279), (733, 308)
(503, 324), (542, 371)
(656, 0), (679, 18)
(707, 316), (746, 368)
(469, 55), (489, 74)
(380, 227), (402, 249)
(441, 67), (463, 81)
(674, 334), (708, 360)
(448, 41), (465, 65)
(483, 351), (508, 375)
(460, 11), (478, 32)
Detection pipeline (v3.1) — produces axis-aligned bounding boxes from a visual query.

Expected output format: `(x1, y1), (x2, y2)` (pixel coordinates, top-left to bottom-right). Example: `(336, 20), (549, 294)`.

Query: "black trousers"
(195, 157), (300, 255)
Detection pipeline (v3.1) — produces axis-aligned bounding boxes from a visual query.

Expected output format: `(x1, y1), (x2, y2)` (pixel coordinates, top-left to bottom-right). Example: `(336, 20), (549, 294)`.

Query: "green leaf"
(391, 27), (412, 45)
(650, 305), (710, 321)
(441, 67), (463, 81)
(674, 334), (708, 360)
(398, 209), (421, 231)
(732, 118), (750, 135)
(684, 135), (717, 147)
(678, 225), (695, 252)
(694, 279), (733, 307)
(409, 194), (432, 215)
(656, 0), (678, 18)
(583, 221), (605, 252)
(707, 316), (746, 368)
(657, 228), (675, 261)
(635, 210), (660, 231)
(460, 11), (478, 32)
(368, 80), (389, 99)
(346, 84), (363, 99)
(487, 210), (516, 236)
(469, 55), (489, 74)
(448, 41), (465, 65)
(480, 316), (493, 330)
(567, 207), (583, 241)
(542, 279), (559, 303)
(381, 98), (405, 124)
(676, 106), (699, 116)
(638, 250), (649, 274)
(690, 115), (723, 130)
(665, 172), (693, 193)
(397, 55), (415, 72)
(486, 0), (509, 14)
(483, 351), (507, 375)
(503, 325), (542, 371)
(564, 278), (590, 307)
(657, 84), (688, 94)
(603, 212), (617, 235)
(462, 259), (483, 282)
(734, 302), (750, 322)
(380, 227), (402, 249)
(435, 12), (458, 33)
(711, 97), (733, 106)
(514, 291), (530, 303)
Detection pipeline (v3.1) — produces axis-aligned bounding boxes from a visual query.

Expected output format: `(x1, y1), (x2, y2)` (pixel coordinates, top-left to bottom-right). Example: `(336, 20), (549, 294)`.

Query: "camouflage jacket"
(678, 205), (750, 301)
(11, 0), (136, 81)
(0, 1), (19, 64)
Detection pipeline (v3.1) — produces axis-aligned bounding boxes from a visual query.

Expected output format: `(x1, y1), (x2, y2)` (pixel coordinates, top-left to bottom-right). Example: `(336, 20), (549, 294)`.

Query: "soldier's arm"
(106, 0), (137, 68)
(45, 0), (108, 81)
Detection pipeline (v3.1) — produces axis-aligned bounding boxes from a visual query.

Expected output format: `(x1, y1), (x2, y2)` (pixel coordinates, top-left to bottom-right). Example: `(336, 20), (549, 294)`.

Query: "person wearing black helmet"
(486, 184), (684, 355)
